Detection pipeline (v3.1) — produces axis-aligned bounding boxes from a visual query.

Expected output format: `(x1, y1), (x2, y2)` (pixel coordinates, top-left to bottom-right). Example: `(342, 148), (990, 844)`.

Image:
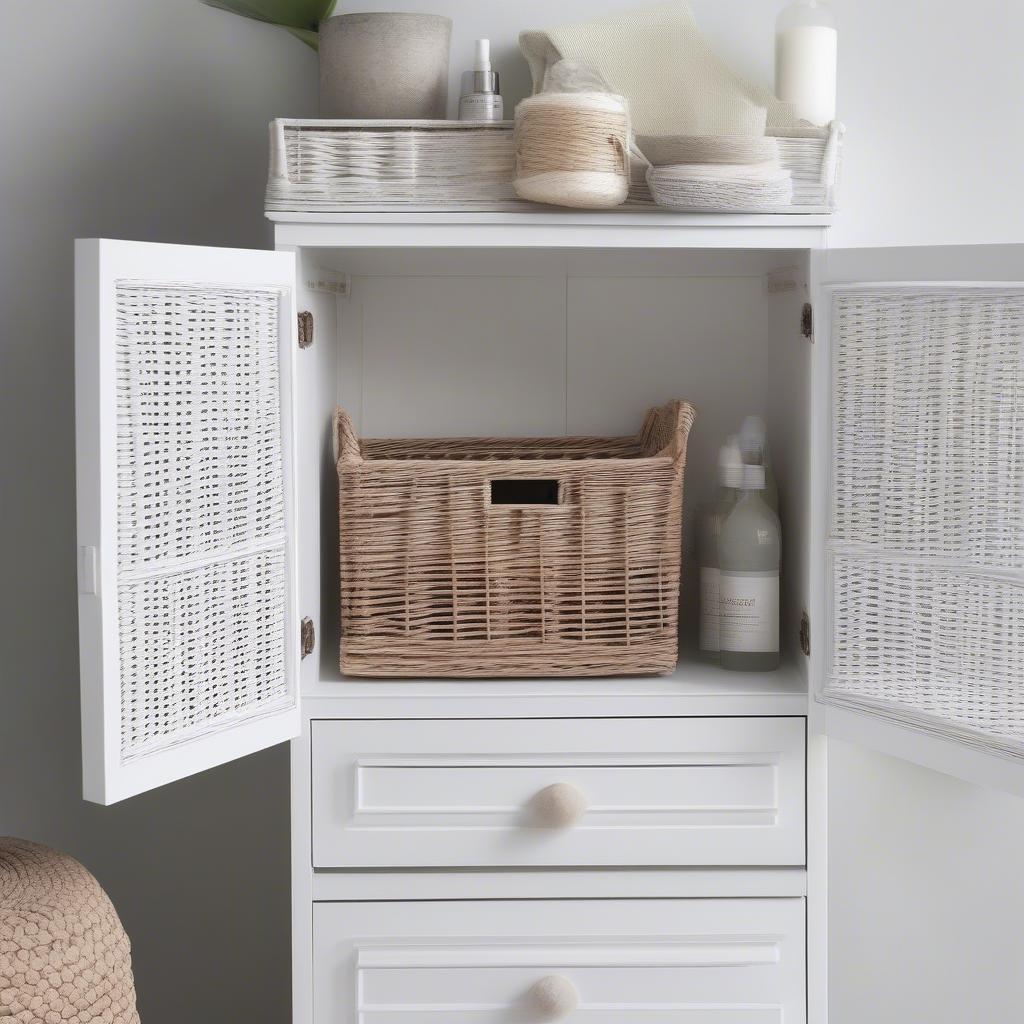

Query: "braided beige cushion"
(1, 839), (139, 1024)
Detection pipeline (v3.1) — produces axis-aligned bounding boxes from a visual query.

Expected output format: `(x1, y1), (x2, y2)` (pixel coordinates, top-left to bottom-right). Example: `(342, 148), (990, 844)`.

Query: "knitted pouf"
(0, 839), (140, 1024)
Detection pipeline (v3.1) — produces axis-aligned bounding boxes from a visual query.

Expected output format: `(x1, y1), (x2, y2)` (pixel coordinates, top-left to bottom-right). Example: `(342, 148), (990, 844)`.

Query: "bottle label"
(720, 571), (779, 653)
(699, 567), (721, 651)
(459, 94), (503, 121)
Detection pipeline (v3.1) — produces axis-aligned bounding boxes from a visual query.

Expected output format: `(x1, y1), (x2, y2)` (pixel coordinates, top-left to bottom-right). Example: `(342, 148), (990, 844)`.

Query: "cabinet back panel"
(338, 273), (790, 494)
(321, 254), (809, 675)
(353, 275), (567, 438)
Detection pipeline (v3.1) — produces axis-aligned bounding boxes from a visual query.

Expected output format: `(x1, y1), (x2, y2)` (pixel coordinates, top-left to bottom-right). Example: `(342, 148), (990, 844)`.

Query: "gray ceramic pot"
(319, 13), (452, 119)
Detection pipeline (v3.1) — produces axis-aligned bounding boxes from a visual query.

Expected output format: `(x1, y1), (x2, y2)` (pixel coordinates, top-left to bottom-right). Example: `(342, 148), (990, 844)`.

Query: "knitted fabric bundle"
(1, 839), (139, 1024)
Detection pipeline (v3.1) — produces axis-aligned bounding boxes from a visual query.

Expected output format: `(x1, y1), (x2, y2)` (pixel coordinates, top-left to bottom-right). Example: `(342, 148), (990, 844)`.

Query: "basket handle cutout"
(490, 479), (561, 506)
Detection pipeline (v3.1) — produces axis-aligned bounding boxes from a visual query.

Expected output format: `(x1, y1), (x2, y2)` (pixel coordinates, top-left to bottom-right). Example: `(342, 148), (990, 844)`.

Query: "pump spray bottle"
(459, 39), (504, 121)
(697, 439), (744, 660)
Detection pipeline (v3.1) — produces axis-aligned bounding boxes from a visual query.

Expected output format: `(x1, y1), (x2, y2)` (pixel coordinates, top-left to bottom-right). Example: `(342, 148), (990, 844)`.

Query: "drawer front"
(313, 898), (806, 1024)
(311, 717), (805, 868)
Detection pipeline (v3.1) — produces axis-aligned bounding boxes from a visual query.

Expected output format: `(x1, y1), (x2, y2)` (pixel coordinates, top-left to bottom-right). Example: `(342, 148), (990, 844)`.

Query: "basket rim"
(334, 401), (696, 468)
(339, 452), (682, 470)
(275, 117), (516, 131)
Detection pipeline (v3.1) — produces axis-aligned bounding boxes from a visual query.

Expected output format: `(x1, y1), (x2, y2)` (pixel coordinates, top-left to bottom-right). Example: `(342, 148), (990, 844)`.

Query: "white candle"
(775, 14), (837, 125)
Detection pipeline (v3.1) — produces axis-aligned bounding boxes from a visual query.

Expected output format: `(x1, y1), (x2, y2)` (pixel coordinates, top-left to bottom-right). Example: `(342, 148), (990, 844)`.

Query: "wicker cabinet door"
(75, 239), (299, 804)
(813, 245), (1024, 795)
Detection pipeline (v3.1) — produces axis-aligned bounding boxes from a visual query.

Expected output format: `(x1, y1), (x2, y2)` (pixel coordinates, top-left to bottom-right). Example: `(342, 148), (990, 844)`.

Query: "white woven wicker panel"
(114, 281), (289, 762)
(827, 286), (1024, 752)
(831, 290), (1024, 566)
(266, 119), (841, 213)
(274, 123), (517, 210)
(773, 135), (832, 207)
(115, 283), (285, 568)
(829, 556), (1024, 754)
(118, 550), (288, 762)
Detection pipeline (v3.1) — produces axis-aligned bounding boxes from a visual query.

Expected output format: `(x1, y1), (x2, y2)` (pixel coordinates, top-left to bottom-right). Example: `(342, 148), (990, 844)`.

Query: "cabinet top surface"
(270, 211), (831, 251)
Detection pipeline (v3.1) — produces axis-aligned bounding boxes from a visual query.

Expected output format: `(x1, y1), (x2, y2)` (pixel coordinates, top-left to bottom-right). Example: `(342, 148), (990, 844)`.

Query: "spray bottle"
(459, 39), (504, 121)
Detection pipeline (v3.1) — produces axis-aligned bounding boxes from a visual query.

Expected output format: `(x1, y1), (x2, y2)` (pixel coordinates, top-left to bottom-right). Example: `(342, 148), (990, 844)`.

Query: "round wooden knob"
(530, 782), (587, 828)
(528, 974), (580, 1021)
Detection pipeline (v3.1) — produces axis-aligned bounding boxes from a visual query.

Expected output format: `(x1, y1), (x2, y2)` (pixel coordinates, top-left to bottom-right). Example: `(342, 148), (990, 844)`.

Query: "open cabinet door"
(75, 239), (300, 804)
(811, 244), (1024, 796)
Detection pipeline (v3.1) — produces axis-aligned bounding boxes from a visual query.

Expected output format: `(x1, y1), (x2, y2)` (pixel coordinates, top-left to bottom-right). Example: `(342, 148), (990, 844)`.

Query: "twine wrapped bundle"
(513, 92), (630, 209)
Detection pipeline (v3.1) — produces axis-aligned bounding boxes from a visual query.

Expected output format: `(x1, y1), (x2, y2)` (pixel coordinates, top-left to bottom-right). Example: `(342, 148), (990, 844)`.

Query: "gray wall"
(0, 2), (315, 1020)
(2, 2), (1024, 1023)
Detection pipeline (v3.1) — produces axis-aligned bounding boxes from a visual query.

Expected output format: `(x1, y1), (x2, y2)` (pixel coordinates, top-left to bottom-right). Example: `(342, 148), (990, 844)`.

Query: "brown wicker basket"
(335, 400), (696, 678)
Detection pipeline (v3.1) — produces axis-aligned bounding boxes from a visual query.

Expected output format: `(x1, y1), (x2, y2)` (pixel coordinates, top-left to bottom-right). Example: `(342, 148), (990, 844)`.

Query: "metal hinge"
(799, 610), (811, 657)
(297, 310), (314, 349)
(800, 302), (813, 341)
(300, 616), (315, 659)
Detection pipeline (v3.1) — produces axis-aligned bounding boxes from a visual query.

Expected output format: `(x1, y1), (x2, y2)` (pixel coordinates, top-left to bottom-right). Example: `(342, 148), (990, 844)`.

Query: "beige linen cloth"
(520, 1), (801, 138)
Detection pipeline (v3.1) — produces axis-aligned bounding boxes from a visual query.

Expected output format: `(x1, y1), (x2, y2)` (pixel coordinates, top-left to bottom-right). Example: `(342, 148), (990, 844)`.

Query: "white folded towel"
(647, 162), (794, 211)
(520, 1), (803, 138)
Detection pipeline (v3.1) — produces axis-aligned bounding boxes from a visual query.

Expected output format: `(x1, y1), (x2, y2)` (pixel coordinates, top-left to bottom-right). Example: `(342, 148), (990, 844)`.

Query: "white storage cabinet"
(75, 214), (1024, 1024)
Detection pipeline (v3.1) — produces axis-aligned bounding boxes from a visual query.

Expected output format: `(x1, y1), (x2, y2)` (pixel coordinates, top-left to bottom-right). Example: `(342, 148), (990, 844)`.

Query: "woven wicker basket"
(335, 401), (696, 678)
(266, 118), (842, 213)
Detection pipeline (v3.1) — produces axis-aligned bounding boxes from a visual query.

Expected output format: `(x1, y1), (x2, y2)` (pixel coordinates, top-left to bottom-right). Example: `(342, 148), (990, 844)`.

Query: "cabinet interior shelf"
(306, 651), (808, 718)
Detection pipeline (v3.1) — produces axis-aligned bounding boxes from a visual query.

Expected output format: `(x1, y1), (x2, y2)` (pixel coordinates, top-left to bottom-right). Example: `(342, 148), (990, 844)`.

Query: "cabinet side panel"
(76, 238), (115, 802)
(764, 252), (813, 666)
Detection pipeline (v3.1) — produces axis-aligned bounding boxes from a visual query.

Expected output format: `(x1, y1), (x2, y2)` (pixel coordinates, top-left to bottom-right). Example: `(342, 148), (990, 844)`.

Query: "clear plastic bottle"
(775, 0), (838, 126)
(719, 464), (781, 671)
(738, 415), (779, 515)
(697, 439), (743, 660)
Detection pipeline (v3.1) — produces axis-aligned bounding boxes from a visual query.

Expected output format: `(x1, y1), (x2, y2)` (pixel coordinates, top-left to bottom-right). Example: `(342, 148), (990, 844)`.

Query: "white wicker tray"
(266, 118), (843, 215)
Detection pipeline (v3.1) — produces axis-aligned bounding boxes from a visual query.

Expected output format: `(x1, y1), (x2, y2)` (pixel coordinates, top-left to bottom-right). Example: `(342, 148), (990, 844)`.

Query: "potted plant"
(199, 1), (452, 118)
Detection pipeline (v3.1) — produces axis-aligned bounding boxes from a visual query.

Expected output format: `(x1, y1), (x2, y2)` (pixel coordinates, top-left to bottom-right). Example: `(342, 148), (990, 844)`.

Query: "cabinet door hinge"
(297, 310), (314, 349)
(799, 610), (811, 657)
(800, 302), (813, 341)
(300, 616), (315, 659)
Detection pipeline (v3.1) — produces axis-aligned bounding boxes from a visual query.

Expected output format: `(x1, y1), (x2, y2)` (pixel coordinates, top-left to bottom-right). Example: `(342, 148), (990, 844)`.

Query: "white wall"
(2, 3), (1023, 1023)
(346, 0), (1024, 247)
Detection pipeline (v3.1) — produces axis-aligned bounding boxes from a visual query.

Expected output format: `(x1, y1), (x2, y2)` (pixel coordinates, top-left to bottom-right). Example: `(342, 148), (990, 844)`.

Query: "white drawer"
(313, 897), (806, 1024)
(311, 717), (805, 868)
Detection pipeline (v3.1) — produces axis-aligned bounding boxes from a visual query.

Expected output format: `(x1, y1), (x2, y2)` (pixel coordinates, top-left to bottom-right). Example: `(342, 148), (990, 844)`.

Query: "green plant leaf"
(199, 0), (336, 33)
(286, 26), (321, 50)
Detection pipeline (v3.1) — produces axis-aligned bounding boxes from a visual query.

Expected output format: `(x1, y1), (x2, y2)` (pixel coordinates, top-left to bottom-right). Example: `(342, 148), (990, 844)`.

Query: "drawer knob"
(528, 974), (579, 1021)
(530, 782), (588, 828)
